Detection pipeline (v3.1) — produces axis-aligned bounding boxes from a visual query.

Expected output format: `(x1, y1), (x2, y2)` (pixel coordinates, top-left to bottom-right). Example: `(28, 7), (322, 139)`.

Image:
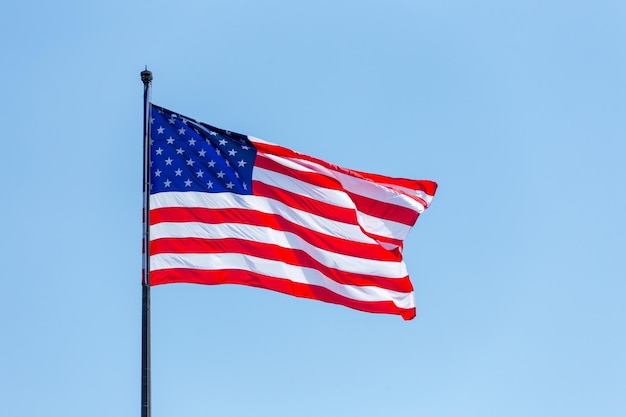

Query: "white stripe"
(150, 221), (408, 278)
(258, 152), (318, 174)
(356, 211), (413, 243)
(253, 166), (353, 209)
(150, 252), (415, 309)
(150, 192), (377, 245)
(334, 170), (426, 214)
(377, 182), (435, 205)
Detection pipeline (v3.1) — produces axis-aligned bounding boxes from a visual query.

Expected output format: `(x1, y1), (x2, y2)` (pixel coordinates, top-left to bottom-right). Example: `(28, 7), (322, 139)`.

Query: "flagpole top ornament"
(141, 67), (153, 86)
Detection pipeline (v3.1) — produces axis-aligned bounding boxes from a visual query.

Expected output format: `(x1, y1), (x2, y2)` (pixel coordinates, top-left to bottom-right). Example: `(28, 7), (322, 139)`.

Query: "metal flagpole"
(141, 67), (153, 417)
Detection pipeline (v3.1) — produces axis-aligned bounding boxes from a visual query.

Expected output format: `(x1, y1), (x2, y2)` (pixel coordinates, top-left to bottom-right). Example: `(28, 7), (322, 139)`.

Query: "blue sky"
(1, 1), (625, 416)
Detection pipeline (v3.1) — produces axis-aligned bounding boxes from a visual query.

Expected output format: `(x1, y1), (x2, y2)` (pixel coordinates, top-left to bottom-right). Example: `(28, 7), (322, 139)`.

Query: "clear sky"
(1, 1), (625, 416)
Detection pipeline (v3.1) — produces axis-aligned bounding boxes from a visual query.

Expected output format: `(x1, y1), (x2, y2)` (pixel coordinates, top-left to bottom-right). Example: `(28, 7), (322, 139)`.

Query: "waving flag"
(147, 104), (437, 320)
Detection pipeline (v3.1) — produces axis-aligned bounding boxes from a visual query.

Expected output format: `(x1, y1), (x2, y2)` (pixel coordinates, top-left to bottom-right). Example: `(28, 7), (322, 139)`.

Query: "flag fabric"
(147, 104), (437, 320)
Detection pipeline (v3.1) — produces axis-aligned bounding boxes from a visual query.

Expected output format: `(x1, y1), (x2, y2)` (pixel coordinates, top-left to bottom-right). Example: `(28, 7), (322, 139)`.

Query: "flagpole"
(141, 67), (153, 417)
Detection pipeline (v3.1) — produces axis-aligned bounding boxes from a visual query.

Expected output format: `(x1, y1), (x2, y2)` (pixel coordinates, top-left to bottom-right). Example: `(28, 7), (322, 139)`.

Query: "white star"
(188, 138), (196, 146)
(168, 117), (176, 124)
(226, 182), (235, 189)
(155, 147), (163, 155)
(207, 181), (213, 189)
(150, 117), (155, 124)
(228, 149), (237, 156)
(164, 157), (173, 165)
(166, 137), (175, 145)
(178, 127), (186, 135)
(150, 138), (154, 146)
(225, 160), (230, 167)
(216, 171), (225, 178)
(182, 118), (189, 125)
(157, 126), (164, 134)
(242, 182), (247, 190)
(176, 148), (185, 155)
(196, 169), (204, 178)
(164, 179), (172, 188)
(154, 169), (162, 177)
(234, 172), (239, 178)
(184, 179), (193, 187)
(209, 131), (217, 136)
(175, 168), (183, 176)
(218, 139), (227, 146)
(242, 145), (250, 150)
(186, 158), (194, 166)
(237, 159), (247, 167)
(198, 149), (206, 157)
(208, 160), (216, 167)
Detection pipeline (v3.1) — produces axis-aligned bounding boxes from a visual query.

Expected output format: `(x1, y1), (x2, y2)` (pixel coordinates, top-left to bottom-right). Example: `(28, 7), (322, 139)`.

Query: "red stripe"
(150, 268), (416, 320)
(361, 231), (404, 249)
(254, 141), (356, 178)
(354, 171), (439, 196)
(255, 154), (343, 191)
(252, 181), (356, 224)
(347, 191), (419, 226)
(151, 237), (413, 292)
(150, 206), (402, 262)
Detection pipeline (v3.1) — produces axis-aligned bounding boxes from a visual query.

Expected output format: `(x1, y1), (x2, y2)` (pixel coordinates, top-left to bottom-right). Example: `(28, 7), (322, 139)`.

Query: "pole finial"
(141, 67), (153, 86)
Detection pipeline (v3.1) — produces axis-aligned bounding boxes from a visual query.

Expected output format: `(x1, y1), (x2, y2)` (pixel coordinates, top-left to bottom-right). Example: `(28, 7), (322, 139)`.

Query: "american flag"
(147, 104), (437, 320)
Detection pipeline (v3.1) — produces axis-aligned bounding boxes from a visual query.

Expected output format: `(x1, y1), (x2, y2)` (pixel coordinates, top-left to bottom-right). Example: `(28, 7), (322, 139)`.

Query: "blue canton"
(150, 104), (256, 195)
